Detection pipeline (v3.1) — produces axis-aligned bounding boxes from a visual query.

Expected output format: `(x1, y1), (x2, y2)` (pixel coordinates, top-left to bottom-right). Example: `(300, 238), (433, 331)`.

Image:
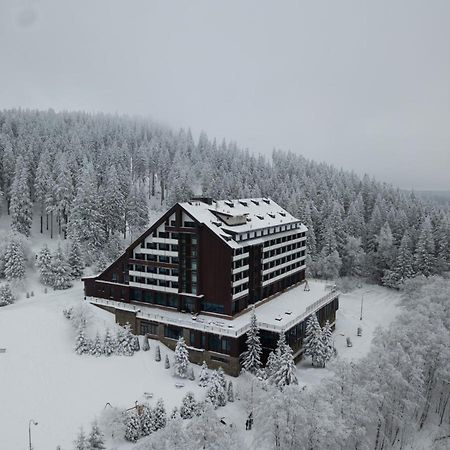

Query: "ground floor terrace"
(86, 280), (339, 376)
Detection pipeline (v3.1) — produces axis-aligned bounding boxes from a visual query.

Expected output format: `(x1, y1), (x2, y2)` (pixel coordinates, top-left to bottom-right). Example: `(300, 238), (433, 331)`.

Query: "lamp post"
(28, 419), (38, 450)
(360, 294), (364, 321)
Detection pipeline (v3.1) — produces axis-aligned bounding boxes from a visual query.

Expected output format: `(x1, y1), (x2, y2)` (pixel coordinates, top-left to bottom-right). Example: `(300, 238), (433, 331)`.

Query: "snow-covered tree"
(206, 370), (227, 408)
(270, 333), (298, 388)
(75, 325), (90, 355)
(127, 184), (148, 240)
(382, 231), (414, 288)
(103, 328), (115, 356)
(153, 398), (167, 431)
(117, 323), (134, 356)
(303, 313), (325, 367)
(140, 404), (156, 437)
(241, 307), (262, 374)
(180, 392), (198, 419)
(91, 332), (104, 357)
(154, 344), (161, 361)
(198, 361), (210, 387)
(188, 366), (195, 381)
(4, 233), (26, 281)
(101, 165), (125, 237)
(74, 427), (88, 450)
(414, 216), (436, 277)
(124, 411), (141, 442)
(164, 354), (170, 369)
(173, 336), (189, 378)
(87, 421), (106, 449)
(227, 381), (234, 402)
(10, 156), (32, 236)
(0, 284), (14, 306)
(321, 320), (335, 365)
(51, 242), (72, 290)
(68, 237), (84, 279)
(132, 336), (140, 352)
(142, 334), (150, 351)
(37, 244), (53, 286)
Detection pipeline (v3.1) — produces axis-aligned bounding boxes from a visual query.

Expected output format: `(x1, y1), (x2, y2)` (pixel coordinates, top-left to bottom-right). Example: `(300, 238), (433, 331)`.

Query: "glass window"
(164, 325), (181, 340)
(140, 322), (158, 335)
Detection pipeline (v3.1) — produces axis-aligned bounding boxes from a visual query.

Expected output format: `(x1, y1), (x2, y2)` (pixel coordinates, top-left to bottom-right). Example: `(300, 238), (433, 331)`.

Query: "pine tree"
(164, 354), (170, 369)
(10, 156), (32, 236)
(132, 336), (140, 352)
(206, 370), (227, 408)
(118, 323), (134, 356)
(75, 325), (90, 355)
(54, 152), (74, 236)
(180, 392), (198, 419)
(4, 234), (26, 281)
(74, 427), (88, 450)
(142, 334), (150, 351)
(127, 184), (148, 240)
(87, 421), (106, 449)
(321, 320), (334, 365)
(173, 337), (189, 378)
(382, 231), (414, 288)
(51, 242), (73, 290)
(154, 344), (161, 361)
(272, 337), (298, 389)
(101, 165), (125, 237)
(103, 328), (115, 356)
(91, 332), (103, 357)
(414, 216), (436, 277)
(198, 361), (210, 387)
(140, 404), (156, 437)
(0, 284), (14, 306)
(188, 366), (195, 381)
(227, 381), (234, 402)
(303, 314), (325, 367)
(153, 398), (167, 430)
(37, 244), (54, 286)
(124, 411), (141, 442)
(68, 237), (84, 279)
(265, 350), (280, 380)
(241, 307), (262, 374)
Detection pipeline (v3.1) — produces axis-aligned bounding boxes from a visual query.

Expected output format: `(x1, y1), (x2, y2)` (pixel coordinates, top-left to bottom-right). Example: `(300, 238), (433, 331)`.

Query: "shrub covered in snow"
(0, 284), (14, 306)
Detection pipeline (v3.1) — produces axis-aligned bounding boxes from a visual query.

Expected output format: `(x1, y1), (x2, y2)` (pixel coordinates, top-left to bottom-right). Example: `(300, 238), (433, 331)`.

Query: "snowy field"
(0, 280), (402, 449)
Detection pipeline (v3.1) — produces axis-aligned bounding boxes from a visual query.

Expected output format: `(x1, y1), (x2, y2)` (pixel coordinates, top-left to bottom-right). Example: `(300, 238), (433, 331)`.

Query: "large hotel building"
(83, 198), (339, 375)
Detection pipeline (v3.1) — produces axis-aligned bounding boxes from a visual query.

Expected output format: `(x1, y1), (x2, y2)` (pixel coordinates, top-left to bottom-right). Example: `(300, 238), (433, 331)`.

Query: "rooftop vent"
(246, 217), (252, 222)
(263, 198), (270, 204)
(225, 201), (234, 208)
(239, 200), (248, 207)
(279, 212), (286, 217)
(268, 213), (276, 219)
(256, 214), (264, 220)
(251, 199), (260, 206)
(211, 220), (222, 227)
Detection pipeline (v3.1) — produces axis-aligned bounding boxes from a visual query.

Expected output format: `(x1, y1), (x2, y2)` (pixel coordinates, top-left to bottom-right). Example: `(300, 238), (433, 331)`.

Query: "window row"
(263, 241), (305, 258)
(262, 260), (304, 282)
(263, 231), (306, 248)
(129, 275), (179, 289)
(134, 254), (179, 264)
(233, 270), (249, 282)
(141, 242), (179, 252)
(263, 250), (305, 271)
(233, 258), (249, 269)
(131, 264), (179, 277)
(236, 222), (302, 242)
(232, 282), (248, 295)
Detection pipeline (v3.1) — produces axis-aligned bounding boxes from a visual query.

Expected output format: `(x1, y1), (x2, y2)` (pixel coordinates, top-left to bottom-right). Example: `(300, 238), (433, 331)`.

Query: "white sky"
(1, 0), (449, 190)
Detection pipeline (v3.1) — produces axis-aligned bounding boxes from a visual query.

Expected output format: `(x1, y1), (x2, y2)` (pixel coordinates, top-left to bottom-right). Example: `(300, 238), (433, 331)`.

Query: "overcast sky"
(1, 1), (449, 191)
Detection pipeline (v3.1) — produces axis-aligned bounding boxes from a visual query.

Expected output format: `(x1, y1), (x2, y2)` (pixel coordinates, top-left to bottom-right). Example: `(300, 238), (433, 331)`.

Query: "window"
(164, 325), (181, 340)
(159, 243), (170, 251)
(146, 242), (157, 249)
(184, 221), (196, 228)
(171, 256), (179, 264)
(147, 254), (157, 262)
(159, 255), (170, 263)
(112, 272), (118, 282)
(202, 302), (225, 314)
(158, 231), (169, 238)
(159, 267), (170, 276)
(189, 330), (196, 346)
(171, 232), (179, 239)
(140, 322), (158, 335)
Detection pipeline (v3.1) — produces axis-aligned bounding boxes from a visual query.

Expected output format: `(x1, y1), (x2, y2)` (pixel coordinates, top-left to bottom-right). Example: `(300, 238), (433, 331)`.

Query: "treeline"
(0, 109), (448, 284)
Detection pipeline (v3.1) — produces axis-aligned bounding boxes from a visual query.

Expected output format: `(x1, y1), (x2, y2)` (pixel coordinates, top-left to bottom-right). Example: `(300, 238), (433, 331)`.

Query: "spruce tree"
(153, 398), (167, 430)
(75, 325), (90, 355)
(414, 216), (436, 277)
(382, 231), (414, 288)
(173, 337), (189, 378)
(206, 370), (227, 409)
(272, 337), (298, 388)
(241, 308), (262, 374)
(180, 392), (198, 419)
(124, 411), (141, 442)
(164, 354), (170, 369)
(37, 244), (54, 286)
(140, 404), (156, 437)
(87, 421), (106, 449)
(101, 165), (126, 237)
(321, 320), (334, 365)
(103, 328), (115, 356)
(198, 361), (210, 387)
(0, 284), (14, 306)
(4, 233), (26, 281)
(154, 344), (161, 361)
(227, 381), (234, 402)
(303, 314), (324, 367)
(51, 242), (73, 290)
(188, 366), (195, 381)
(68, 237), (84, 279)
(142, 334), (150, 351)
(74, 427), (88, 450)
(91, 332), (104, 357)
(10, 156), (32, 237)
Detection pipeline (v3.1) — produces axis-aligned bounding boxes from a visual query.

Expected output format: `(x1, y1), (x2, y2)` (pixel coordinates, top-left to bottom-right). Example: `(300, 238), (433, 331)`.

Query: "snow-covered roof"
(180, 197), (307, 249)
(87, 280), (338, 338)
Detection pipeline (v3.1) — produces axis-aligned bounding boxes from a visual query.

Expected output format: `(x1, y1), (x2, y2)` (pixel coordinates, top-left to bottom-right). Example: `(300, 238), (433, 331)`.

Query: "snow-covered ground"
(0, 278), (402, 449)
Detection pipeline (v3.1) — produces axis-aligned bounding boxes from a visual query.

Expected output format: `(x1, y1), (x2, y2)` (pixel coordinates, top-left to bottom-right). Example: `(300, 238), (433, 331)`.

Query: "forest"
(0, 108), (448, 288)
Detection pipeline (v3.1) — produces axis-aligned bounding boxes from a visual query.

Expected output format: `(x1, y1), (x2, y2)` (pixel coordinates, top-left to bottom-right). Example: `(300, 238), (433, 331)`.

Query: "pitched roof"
(180, 197), (307, 248)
